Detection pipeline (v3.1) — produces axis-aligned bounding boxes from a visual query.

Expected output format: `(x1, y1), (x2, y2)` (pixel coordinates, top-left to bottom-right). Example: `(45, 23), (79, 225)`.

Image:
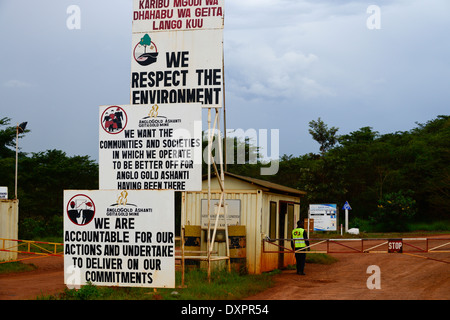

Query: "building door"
(279, 201), (295, 269)
(278, 202), (286, 269)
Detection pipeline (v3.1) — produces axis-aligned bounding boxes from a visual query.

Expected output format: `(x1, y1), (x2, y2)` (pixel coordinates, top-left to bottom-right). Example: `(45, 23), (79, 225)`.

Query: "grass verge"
(306, 253), (339, 265)
(39, 268), (281, 300)
(40, 253), (339, 300)
(0, 261), (37, 274)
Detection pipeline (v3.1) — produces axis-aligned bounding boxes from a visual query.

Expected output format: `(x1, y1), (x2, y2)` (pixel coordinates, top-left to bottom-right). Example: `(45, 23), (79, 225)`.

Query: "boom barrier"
(0, 238), (63, 264)
(2, 237), (449, 264)
(263, 237), (450, 255)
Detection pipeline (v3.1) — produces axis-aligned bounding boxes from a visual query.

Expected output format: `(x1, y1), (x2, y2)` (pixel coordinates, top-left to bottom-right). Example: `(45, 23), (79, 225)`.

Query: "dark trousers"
(294, 252), (306, 274)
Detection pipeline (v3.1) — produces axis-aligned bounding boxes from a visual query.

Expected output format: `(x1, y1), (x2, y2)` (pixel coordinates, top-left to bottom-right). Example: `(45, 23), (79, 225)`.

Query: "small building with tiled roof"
(181, 172), (307, 274)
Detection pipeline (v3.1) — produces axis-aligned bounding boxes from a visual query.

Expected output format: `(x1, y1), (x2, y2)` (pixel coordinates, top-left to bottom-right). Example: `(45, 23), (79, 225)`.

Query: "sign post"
(64, 0), (227, 289)
(130, 0), (226, 282)
(342, 201), (352, 233)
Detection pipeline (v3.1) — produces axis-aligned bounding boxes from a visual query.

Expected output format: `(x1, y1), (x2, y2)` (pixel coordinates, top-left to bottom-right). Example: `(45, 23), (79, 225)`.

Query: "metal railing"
(262, 237), (450, 255)
(0, 238), (64, 263)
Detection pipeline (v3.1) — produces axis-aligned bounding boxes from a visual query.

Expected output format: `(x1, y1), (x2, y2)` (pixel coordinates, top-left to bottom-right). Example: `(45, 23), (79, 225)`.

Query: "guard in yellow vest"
(291, 221), (310, 275)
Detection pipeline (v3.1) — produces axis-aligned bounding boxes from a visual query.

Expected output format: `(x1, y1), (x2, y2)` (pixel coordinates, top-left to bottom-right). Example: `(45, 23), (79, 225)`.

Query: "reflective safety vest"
(292, 228), (306, 248)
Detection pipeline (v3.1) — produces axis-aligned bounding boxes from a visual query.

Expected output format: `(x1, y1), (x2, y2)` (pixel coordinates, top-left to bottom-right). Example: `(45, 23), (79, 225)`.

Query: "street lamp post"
(15, 122), (27, 199)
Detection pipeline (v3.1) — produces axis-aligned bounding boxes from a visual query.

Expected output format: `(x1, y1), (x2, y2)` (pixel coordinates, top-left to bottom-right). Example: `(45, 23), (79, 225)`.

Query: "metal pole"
(181, 227), (185, 287)
(207, 108), (212, 283)
(222, 38), (227, 171)
(345, 209), (349, 233)
(307, 209), (310, 235)
(216, 107), (229, 272)
(15, 124), (18, 199)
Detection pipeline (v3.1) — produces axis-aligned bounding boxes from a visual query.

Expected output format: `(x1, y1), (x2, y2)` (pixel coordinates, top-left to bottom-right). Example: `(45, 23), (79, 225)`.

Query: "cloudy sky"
(0, 0), (449, 162)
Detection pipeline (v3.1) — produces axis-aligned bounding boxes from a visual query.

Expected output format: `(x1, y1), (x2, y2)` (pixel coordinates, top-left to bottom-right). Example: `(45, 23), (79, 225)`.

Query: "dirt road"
(246, 252), (450, 300)
(0, 255), (65, 300)
(0, 250), (449, 300)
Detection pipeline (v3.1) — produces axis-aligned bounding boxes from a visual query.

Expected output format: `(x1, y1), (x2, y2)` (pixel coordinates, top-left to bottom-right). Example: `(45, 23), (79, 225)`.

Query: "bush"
(19, 215), (63, 239)
(19, 217), (46, 239)
(350, 217), (374, 232)
(370, 190), (417, 232)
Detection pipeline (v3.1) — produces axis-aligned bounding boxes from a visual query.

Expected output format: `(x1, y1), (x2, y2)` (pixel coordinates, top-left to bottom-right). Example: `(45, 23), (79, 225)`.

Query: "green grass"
(0, 261), (37, 274)
(407, 220), (450, 232)
(39, 253), (340, 300)
(309, 222), (450, 240)
(306, 253), (338, 265)
(39, 268), (280, 300)
(348, 218), (450, 234)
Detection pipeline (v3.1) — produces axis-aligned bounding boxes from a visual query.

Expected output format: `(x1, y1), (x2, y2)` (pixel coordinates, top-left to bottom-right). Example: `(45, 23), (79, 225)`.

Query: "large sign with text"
(99, 103), (202, 191)
(309, 204), (337, 231)
(64, 189), (175, 288)
(201, 199), (241, 229)
(131, 0), (224, 107)
(0, 187), (7, 199)
(132, 0), (224, 32)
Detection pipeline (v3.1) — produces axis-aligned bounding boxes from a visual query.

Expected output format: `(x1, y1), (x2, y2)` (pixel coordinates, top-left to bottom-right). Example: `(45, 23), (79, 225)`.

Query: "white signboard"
(131, 0), (224, 107)
(201, 199), (241, 229)
(309, 204), (337, 231)
(130, 30), (223, 106)
(132, 0), (224, 33)
(99, 103), (202, 191)
(0, 187), (7, 199)
(64, 189), (175, 288)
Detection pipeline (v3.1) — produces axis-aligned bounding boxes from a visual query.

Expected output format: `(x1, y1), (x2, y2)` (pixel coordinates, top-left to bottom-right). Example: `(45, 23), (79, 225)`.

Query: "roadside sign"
(200, 199), (241, 229)
(309, 204), (337, 231)
(130, 0), (224, 107)
(99, 103), (202, 191)
(342, 201), (352, 210)
(132, 0), (224, 33)
(388, 239), (403, 253)
(0, 187), (7, 199)
(64, 189), (175, 288)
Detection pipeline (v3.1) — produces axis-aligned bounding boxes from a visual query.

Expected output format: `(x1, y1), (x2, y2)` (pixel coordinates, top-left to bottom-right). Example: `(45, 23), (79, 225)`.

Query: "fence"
(0, 238), (63, 264)
(263, 237), (450, 255)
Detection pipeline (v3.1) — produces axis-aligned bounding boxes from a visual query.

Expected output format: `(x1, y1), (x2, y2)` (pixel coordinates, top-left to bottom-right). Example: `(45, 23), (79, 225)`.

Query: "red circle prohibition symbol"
(66, 194), (96, 226)
(101, 106), (128, 135)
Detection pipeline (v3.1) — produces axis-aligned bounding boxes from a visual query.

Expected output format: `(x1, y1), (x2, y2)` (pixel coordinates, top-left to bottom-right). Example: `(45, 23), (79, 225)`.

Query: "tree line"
(0, 117), (98, 238)
(230, 115), (449, 231)
(0, 115), (448, 236)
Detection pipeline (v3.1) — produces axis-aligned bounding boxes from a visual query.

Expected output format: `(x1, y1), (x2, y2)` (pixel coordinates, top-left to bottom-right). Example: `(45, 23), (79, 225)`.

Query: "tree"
(308, 118), (339, 154)
(140, 34), (152, 53)
(19, 149), (98, 218)
(370, 190), (417, 231)
(201, 131), (262, 177)
(0, 117), (29, 159)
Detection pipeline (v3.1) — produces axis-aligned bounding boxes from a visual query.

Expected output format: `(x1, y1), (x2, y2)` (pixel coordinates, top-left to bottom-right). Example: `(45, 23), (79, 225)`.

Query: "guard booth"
(182, 172), (306, 274)
(0, 199), (19, 262)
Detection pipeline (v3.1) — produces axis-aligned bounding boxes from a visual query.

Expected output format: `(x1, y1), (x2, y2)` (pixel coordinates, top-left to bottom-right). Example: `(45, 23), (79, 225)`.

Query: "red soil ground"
(0, 238), (449, 300)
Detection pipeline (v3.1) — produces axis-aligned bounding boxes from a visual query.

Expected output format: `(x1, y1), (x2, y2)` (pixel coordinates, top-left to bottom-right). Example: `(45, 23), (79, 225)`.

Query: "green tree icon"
(140, 34), (151, 53)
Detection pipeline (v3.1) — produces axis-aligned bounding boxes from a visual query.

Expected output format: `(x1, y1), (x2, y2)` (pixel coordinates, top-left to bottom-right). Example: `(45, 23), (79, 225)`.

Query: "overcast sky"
(0, 0), (449, 162)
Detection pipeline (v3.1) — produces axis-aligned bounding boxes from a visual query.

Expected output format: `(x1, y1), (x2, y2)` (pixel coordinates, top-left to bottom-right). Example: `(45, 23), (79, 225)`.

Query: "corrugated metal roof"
(205, 172), (307, 197)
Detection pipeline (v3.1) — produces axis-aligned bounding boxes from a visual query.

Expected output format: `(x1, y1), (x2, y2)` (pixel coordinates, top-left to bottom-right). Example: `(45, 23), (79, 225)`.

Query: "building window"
(287, 203), (294, 235)
(269, 201), (277, 240)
